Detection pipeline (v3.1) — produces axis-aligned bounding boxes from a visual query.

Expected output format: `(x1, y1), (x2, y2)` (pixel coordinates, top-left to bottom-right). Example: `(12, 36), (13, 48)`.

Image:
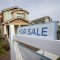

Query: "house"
(30, 16), (60, 31)
(0, 6), (29, 38)
(30, 16), (52, 24)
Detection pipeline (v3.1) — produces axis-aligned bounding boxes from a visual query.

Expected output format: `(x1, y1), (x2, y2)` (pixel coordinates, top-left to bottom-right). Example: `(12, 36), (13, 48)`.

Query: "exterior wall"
(13, 11), (28, 20)
(45, 17), (52, 23)
(0, 25), (8, 37)
(1, 26), (4, 35)
(45, 18), (50, 22)
(13, 11), (24, 18)
(3, 10), (28, 22)
(0, 26), (5, 35)
(3, 11), (12, 22)
(0, 14), (2, 23)
(25, 13), (29, 20)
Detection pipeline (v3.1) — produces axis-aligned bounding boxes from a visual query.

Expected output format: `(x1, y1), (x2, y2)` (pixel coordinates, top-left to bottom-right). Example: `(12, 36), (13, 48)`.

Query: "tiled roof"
(2, 6), (29, 14)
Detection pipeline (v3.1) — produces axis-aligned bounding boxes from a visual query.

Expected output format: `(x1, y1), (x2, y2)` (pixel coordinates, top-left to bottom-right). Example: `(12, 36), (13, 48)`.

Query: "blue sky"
(0, 0), (60, 21)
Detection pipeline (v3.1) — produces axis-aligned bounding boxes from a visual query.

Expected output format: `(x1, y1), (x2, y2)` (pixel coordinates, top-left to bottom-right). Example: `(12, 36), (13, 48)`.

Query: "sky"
(0, 0), (60, 21)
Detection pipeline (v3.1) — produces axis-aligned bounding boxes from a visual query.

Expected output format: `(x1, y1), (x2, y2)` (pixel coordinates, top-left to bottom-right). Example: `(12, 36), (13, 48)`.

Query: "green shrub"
(0, 35), (10, 56)
(56, 57), (60, 60)
(0, 48), (6, 56)
(0, 39), (6, 56)
(2, 40), (10, 51)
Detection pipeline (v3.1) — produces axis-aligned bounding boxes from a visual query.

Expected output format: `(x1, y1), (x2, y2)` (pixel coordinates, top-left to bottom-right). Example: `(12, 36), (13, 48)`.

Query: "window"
(5, 12), (12, 20)
(16, 13), (25, 19)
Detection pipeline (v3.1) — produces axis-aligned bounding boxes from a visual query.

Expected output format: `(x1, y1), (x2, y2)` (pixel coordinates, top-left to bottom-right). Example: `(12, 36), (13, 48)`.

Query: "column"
(9, 25), (23, 60)
(9, 25), (16, 60)
(9, 25), (15, 40)
(4, 25), (7, 34)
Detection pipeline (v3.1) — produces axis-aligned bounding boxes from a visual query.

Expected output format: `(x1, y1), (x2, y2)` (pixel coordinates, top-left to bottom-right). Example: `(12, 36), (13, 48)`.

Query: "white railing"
(13, 34), (60, 56)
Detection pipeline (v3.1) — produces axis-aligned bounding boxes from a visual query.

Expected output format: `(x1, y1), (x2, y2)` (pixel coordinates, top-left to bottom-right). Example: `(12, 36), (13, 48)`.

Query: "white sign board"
(17, 22), (57, 40)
